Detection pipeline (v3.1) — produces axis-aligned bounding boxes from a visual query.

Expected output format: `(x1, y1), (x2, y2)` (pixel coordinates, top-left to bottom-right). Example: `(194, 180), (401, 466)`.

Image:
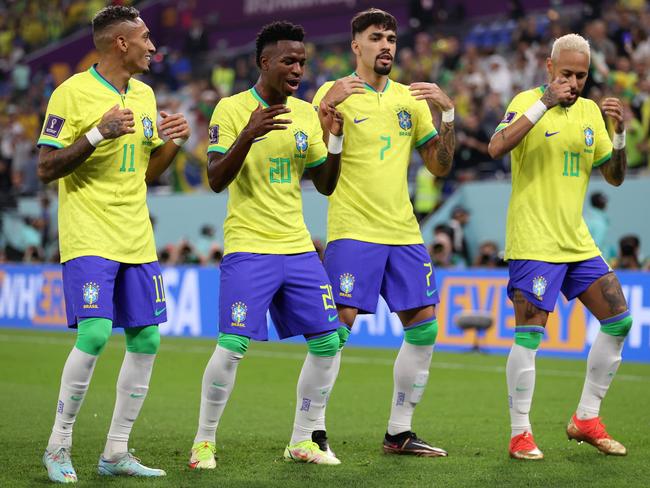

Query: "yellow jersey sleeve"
(413, 98), (437, 148)
(591, 102), (613, 167)
(305, 109), (327, 168)
(207, 98), (238, 154)
(38, 83), (79, 148)
(311, 82), (334, 111)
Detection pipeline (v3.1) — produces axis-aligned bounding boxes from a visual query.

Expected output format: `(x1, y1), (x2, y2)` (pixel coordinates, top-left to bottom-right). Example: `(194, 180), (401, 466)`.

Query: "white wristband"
(613, 130), (626, 150)
(441, 108), (455, 123)
(327, 133), (343, 154)
(523, 99), (548, 124)
(172, 137), (188, 147)
(85, 126), (104, 147)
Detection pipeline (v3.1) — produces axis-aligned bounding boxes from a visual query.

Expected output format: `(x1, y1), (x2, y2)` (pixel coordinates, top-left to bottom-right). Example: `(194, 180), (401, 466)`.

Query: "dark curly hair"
(351, 8), (397, 38)
(255, 21), (305, 68)
(92, 5), (140, 35)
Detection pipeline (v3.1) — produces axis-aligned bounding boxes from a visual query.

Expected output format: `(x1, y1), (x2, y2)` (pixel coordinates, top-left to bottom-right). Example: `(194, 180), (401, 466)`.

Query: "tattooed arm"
(38, 105), (135, 184)
(598, 97), (627, 187)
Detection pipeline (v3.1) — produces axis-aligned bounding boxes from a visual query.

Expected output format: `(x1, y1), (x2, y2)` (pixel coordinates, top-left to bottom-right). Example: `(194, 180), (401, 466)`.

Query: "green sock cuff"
(404, 319), (438, 346)
(75, 317), (112, 356)
(218, 333), (250, 355)
(125, 325), (160, 354)
(337, 325), (351, 351)
(307, 331), (340, 357)
(600, 315), (633, 337)
(514, 326), (544, 350)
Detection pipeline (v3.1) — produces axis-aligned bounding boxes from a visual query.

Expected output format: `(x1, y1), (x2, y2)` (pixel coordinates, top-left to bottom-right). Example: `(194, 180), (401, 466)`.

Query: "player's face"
(124, 18), (156, 74)
(261, 40), (306, 97)
(547, 49), (589, 107)
(352, 26), (397, 76)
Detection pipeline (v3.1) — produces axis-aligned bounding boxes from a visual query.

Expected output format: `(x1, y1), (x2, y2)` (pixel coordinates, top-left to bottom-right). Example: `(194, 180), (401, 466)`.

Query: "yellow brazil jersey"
(37, 65), (164, 264)
(495, 86), (613, 262)
(313, 76), (437, 245)
(207, 88), (327, 255)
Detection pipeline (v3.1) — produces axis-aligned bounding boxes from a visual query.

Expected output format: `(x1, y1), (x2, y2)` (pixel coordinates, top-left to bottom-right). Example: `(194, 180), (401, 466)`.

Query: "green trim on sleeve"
(415, 129), (437, 148)
(494, 124), (507, 133)
(305, 155), (327, 168)
(207, 144), (228, 154)
(37, 138), (64, 149)
(593, 152), (612, 168)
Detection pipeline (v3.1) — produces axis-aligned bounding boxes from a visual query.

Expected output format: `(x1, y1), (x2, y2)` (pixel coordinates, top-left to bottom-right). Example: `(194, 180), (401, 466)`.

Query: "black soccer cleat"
(383, 431), (448, 457)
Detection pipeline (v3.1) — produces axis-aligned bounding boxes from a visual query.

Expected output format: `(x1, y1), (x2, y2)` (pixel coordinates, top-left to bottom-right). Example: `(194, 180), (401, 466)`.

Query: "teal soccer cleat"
(43, 447), (77, 483)
(98, 452), (166, 477)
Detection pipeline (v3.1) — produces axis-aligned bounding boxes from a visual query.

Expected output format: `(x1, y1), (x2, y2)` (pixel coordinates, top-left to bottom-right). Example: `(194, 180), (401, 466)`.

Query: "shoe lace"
(581, 418), (611, 440)
(49, 447), (71, 464)
(196, 442), (215, 460)
(512, 432), (537, 451)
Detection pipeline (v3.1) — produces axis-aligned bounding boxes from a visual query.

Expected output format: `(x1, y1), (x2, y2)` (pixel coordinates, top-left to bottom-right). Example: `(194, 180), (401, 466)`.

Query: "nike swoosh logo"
(515, 387), (528, 392)
(70, 395), (83, 401)
(328, 314), (339, 322)
(130, 393), (145, 398)
(545, 131), (559, 137)
(154, 307), (166, 317)
(252, 137), (267, 143)
(426, 289), (437, 297)
(212, 382), (227, 388)
(353, 117), (368, 124)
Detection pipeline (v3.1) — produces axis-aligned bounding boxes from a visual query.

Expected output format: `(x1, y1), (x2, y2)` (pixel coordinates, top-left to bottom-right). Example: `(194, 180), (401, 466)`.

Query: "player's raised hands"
(318, 101), (344, 136)
(160, 111), (191, 141)
(242, 104), (292, 140)
(601, 97), (625, 133)
(409, 82), (454, 111)
(540, 77), (574, 108)
(322, 76), (366, 106)
(97, 104), (135, 138)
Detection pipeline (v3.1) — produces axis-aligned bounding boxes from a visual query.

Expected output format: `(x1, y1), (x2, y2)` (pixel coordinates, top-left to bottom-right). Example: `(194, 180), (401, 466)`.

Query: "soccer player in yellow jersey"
(188, 22), (345, 469)
(488, 34), (630, 460)
(312, 9), (455, 457)
(37, 6), (190, 482)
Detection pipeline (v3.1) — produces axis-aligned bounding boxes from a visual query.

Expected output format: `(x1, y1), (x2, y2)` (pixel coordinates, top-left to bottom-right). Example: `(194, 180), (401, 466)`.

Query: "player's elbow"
(208, 177), (226, 193)
(487, 140), (501, 160)
(37, 160), (54, 184)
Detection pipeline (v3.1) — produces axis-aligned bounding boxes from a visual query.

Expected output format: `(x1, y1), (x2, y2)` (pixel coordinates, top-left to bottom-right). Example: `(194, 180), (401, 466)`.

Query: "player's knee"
(404, 319), (438, 346)
(218, 333), (250, 355)
(125, 325), (160, 354)
(514, 325), (545, 350)
(307, 331), (340, 357)
(600, 311), (633, 337)
(75, 317), (112, 356)
(336, 325), (351, 351)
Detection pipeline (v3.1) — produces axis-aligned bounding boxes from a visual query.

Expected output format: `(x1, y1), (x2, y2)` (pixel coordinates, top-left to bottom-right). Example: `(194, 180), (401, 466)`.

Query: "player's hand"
(97, 104), (135, 138)
(160, 111), (191, 141)
(318, 100), (344, 137)
(540, 77), (573, 108)
(242, 104), (292, 140)
(322, 75), (366, 106)
(409, 82), (454, 111)
(601, 97), (625, 134)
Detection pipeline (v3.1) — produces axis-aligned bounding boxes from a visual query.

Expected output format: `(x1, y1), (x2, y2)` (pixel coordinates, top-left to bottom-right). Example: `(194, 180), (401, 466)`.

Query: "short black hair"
(351, 8), (397, 38)
(255, 21), (305, 68)
(92, 5), (140, 36)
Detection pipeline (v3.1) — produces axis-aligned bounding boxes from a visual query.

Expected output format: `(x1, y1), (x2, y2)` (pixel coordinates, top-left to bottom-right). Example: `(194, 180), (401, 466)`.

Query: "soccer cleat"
(383, 431), (448, 457)
(283, 440), (341, 465)
(567, 414), (627, 456)
(509, 432), (544, 460)
(312, 430), (340, 463)
(97, 452), (166, 477)
(188, 441), (217, 469)
(43, 447), (78, 483)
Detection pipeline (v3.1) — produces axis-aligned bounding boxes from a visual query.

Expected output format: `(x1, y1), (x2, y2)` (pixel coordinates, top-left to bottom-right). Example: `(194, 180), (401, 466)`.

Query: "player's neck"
(254, 81), (287, 106)
(355, 66), (389, 92)
(95, 59), (131, 94)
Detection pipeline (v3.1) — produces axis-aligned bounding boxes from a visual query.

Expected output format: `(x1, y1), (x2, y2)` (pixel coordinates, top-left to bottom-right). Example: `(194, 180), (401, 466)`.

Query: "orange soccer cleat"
(509, 432), (544, 460)
(567, 414), (627, 456)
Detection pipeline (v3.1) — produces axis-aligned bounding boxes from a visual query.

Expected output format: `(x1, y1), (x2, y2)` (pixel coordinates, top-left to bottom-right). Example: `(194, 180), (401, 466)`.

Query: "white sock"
(576, 331), (625, 420)
(290, 353), (338, 445)
(103, 352), (156, 459)
(194, 345), (243, 443)
(506, 343), (537, 437)
(312, 349), (342, 432)
(387, 341), (433, 436)
(48, 347), (99, 449)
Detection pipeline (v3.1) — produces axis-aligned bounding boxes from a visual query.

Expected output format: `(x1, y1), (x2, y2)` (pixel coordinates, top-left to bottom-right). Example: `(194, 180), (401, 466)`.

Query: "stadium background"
(1, 1), (650, 486)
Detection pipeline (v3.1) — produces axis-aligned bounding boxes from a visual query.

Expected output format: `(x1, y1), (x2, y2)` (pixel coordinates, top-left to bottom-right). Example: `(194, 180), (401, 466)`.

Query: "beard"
(374, 60), (392, 75)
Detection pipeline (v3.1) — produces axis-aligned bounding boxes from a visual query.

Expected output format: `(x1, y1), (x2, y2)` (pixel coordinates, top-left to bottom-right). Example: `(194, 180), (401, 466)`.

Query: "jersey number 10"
(562, 151), (580, 177)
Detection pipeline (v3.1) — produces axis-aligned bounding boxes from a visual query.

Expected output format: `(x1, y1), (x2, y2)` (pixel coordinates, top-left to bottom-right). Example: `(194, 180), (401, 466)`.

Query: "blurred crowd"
(1, 0), (650, 265)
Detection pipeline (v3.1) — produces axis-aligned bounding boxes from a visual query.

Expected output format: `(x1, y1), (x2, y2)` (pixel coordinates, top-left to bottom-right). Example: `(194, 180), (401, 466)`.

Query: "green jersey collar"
(89, 64), (130, 95)
(352, 72), (391, 93)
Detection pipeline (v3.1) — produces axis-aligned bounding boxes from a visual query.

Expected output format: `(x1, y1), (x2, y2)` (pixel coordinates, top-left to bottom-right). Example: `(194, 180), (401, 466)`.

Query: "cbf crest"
(294, 130), (308, 158)
(397, 109), (412, 131)
(339, 273), (355, 298)
(141, 115), (154, 141)
(532, 276), (547, 301)
(231, 301), (247, 327)
(82, 282), (100, 309)
(584, 126), (594, 147)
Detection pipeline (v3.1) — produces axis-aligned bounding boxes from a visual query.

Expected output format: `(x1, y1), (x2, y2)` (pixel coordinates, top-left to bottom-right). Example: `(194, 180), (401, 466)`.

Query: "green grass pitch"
(1, 328), (649, 487)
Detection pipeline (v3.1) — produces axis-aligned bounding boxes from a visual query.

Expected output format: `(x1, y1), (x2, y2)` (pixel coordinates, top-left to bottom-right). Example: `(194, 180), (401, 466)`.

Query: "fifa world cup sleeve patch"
(209, 125), (219, 144)
(43, 115), (66, 138)
(501, 111), (516, 124)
